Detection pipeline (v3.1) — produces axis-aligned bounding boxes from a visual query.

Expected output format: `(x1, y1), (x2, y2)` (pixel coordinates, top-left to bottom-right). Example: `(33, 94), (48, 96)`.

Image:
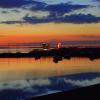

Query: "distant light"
(44, 49), (48, 51)
(57, 43), (61, 48)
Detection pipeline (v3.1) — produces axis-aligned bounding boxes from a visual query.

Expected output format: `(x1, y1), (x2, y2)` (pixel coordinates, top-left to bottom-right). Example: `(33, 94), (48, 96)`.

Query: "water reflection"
(0, 57), (100, 100)
(0, 57), (100, 81)
(0, 72), (100, 100)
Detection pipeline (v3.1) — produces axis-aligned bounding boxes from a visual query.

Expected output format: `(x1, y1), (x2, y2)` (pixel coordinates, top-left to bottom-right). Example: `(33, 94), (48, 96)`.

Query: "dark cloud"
(0, 0), (89, 15)
(44, 3), (89, 16)
(1, 14), (100, 24)
(0, 0), (44, 8)
(22, 14), (100, 24)
(0, 0), (27, 8)
(0, 0), (89, 10)
(93, 0), (100, 2)
(31, 3), (90, 20)
(0, 0), (96, 24)
(30, 3), (89, 16)
(63, 14), (100, 23)
(0, 0), (89, 17)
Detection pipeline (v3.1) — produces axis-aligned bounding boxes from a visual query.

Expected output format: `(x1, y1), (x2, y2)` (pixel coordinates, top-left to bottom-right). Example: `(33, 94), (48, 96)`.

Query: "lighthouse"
(57, 42), (62, 49)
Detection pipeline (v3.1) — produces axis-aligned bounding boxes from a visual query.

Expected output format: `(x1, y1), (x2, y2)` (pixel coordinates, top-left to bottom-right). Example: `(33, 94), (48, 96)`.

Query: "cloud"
(0, 1), (99, 25)
(1, 13), (100, 24)
(63, 14), (100, 23)
(44, 3), (89, 16)
(0, 0), (89, 17)
(22, 13), (100, 24)
(0, 0), (89, 11)
(0, 0), (93, 24)
(0, 0), (40, 8)
(64, 77), (100, 87)
(93, 0), (100, 2)
(0, 0), (90, 15)
(30, 3), (89, 16)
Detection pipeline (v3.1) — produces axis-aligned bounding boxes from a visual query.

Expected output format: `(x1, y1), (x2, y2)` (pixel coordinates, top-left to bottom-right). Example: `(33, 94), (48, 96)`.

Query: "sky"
(0, 0), (100, 45)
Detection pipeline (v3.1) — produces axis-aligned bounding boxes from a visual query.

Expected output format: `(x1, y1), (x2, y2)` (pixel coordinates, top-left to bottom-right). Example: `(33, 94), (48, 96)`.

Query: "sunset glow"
(0, 0), (100, 45)
(0, 23), (100, 45)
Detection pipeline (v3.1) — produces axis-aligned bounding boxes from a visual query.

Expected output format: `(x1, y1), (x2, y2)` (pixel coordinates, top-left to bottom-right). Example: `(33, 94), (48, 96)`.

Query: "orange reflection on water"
(0, 57), (100, 82)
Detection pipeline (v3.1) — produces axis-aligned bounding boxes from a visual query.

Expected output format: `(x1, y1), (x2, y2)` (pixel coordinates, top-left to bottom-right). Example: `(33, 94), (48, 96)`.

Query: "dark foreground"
(27, 84), (100, 100)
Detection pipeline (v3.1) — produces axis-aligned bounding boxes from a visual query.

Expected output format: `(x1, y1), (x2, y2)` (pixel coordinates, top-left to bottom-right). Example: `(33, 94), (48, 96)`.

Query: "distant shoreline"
(0, 47), (100, 61)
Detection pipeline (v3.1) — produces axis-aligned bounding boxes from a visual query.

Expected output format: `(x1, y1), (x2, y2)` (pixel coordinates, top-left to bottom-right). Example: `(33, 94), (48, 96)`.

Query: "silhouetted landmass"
(0, 47), (100, 62)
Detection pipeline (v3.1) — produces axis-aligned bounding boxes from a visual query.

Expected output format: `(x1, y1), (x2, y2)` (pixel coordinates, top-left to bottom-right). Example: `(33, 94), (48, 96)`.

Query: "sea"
(0, 55), (100, 100)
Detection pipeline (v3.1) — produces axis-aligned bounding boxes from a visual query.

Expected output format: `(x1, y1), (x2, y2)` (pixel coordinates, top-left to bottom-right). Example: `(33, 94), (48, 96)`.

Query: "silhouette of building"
(42, 43), (46, 49)
(41, 43), (51, 50)
(47, 43), (50, 49)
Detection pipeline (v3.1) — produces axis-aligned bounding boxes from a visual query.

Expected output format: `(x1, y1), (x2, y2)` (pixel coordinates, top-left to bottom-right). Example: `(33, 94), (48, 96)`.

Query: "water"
(0, 57), (100, 100)
(0, 48), (33, 53)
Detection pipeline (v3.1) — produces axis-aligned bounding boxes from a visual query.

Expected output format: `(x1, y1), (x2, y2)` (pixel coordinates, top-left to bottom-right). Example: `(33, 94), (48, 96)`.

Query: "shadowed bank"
(27, 83), (100, 100)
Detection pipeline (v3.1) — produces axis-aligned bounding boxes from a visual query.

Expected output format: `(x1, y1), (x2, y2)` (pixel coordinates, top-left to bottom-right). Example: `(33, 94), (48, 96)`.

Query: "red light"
(57, 43), (61, 48)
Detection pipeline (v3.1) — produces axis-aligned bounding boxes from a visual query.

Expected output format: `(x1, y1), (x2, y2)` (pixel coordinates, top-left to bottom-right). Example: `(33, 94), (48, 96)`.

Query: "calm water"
(0, 57), (100, 100)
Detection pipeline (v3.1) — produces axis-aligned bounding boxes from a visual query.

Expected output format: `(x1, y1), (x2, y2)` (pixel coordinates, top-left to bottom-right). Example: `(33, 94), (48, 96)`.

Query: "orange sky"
(0, 23), (100, 45)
